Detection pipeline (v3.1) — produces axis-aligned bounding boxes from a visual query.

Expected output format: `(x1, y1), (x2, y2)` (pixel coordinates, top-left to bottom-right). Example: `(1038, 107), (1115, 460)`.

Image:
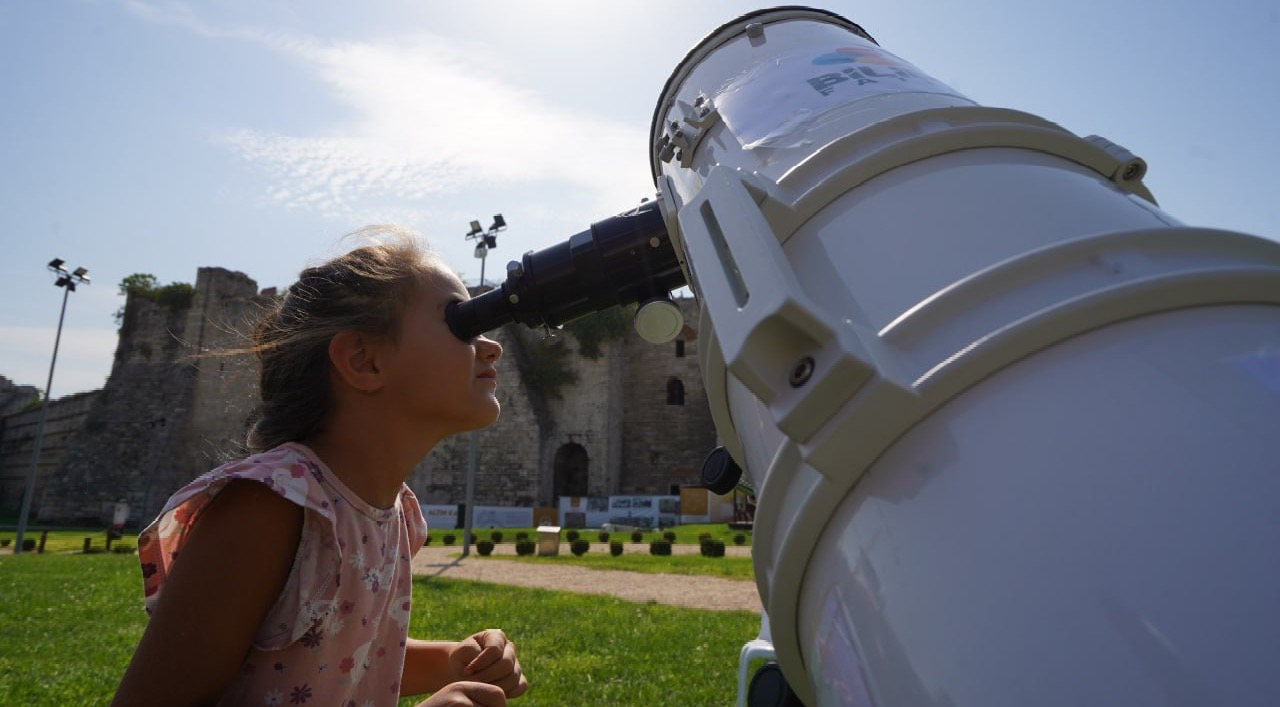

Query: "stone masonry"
(2, 267), (717, 526)
(0, 387), (99, 520)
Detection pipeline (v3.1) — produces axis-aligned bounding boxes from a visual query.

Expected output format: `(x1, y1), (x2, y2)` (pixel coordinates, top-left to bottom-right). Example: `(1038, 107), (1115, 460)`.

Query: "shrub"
(597, 531), (610, 543)
(631, 531), (644, 544)
(476, 541), (495, 556)
(570, 539), (590, 556)
(424, 535), (432, 546)
(698, 532), (713, 544)
(649, 540), (672, 556)
(0, 538), (10, 547)
(516, 531), (529, 541)
(700, 540), (726, 558)
(490, 531), (503, 544)
(733, 533), (747, 546)
(22, 539), (36, 552)
(443, 534), (457, 546)
(609, 541), (624, 557)
(515, 540), (536, 556)
(566, 529), (580, 542)
(663, 531), (677, 543)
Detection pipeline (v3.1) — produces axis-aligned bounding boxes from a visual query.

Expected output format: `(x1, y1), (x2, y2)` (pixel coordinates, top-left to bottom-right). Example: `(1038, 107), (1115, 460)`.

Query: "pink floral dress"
(136, 442), (428, 706)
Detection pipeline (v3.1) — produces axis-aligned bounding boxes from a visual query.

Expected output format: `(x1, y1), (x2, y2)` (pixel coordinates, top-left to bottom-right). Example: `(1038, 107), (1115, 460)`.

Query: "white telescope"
(448, 7), (1280, 706)
(650, 7), (1280, 706)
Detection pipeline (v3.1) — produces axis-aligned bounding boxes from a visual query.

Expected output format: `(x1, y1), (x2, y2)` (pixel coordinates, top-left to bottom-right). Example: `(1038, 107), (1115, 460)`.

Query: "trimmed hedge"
(700, 540), (726, 558)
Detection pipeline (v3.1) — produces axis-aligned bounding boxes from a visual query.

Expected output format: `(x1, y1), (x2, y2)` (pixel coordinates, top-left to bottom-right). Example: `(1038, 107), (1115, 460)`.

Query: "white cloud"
(122, 1), (651, 226)
(218, 129), (456, 223)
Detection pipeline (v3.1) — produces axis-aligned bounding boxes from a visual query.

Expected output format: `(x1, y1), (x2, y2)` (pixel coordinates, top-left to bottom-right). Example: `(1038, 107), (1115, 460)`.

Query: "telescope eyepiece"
(443, 199), (686, 341)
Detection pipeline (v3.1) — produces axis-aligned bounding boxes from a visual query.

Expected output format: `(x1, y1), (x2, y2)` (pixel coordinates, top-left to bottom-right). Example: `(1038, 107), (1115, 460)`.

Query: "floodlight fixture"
(490, 213), (506, 232)
(468, 220), (484, 237)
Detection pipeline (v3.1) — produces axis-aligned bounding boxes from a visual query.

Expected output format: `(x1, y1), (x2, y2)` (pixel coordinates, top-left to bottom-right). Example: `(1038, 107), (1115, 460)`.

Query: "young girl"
(113, 235), (527, 707)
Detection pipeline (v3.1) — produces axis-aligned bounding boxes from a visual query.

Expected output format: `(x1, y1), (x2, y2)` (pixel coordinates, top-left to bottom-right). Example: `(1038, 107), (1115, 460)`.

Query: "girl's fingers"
(465, 644), (504, 676)
(468, 642), (525, 695)
(464, 630), (509, 675)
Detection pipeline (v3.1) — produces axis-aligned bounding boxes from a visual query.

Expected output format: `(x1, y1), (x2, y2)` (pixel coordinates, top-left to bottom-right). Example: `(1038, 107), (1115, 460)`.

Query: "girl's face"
(379, 267), (502, 436)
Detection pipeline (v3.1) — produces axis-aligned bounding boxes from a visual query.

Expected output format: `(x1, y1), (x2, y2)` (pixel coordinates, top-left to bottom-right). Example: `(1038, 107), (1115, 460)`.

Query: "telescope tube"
(652, 7), (1280, 707)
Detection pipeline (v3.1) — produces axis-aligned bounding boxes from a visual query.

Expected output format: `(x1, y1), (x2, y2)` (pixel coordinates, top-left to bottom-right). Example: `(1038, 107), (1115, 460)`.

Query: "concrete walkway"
(411, 544), (762, 613)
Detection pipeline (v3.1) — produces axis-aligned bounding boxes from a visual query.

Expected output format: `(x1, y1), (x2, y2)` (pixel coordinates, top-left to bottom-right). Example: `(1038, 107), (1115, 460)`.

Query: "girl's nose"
(477, 335), (502, 361)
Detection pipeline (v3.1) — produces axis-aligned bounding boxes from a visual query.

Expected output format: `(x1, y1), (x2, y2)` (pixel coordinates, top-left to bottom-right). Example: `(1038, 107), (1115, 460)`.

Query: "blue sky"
(2, 0), (1278, 397)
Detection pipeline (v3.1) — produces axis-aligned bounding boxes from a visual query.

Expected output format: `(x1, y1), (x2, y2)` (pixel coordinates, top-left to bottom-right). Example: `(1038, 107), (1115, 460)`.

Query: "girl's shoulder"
(203, 443), (332, 512)
(150, 443), (336, 536)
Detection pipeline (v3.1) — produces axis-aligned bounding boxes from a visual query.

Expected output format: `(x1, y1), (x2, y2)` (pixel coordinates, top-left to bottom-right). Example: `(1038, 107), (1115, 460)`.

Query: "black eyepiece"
(445, 199), (686, 341)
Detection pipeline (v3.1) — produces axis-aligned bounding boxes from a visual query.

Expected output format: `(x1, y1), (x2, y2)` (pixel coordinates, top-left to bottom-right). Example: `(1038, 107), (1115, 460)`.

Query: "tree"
(118, 273), (159, 298)
(116, 274), (156, 327)
(114, 273), (194, 328)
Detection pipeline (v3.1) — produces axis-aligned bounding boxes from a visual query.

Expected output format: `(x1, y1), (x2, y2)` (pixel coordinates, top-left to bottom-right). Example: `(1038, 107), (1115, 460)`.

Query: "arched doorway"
(666, 377), (685, 405)
(553, 443), (589, 498)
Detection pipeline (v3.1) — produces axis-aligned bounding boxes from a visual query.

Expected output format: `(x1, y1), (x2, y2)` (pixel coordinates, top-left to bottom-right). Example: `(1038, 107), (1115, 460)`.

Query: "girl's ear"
(328, 330), (385, 393)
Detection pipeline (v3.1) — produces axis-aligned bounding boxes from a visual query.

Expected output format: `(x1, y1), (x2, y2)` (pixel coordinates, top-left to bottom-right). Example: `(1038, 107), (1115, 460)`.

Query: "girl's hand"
(448, 629), (529, 698)
(416, 681), (506, 707)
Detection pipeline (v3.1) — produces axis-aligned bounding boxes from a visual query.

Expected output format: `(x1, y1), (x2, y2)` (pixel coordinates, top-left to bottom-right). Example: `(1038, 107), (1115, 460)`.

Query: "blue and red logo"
(812, 47), (896, 66)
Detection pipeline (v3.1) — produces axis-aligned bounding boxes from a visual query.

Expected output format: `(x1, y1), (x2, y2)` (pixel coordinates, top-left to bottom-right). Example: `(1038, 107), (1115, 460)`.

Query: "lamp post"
(14, 259), (90, 554)
(460, 214), (505, 556)
(465, 213), (506, 289)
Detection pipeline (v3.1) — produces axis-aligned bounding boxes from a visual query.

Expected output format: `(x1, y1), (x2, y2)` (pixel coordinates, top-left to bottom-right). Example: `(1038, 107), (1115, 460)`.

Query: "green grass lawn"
(399, 577), (758, 706)
(0, 529), (140, 555)
(0, 554), (149, 705)
(1, 553), (760, 706)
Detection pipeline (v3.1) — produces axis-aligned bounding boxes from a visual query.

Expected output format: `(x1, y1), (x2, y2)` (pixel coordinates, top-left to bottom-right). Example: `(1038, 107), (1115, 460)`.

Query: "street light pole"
(459, 215), (506, 555)
(14, 259), (90, 554)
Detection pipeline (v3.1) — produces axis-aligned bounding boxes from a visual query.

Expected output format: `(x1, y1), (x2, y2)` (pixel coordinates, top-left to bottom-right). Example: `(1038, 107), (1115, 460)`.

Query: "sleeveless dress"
(136, 442), (428, 706)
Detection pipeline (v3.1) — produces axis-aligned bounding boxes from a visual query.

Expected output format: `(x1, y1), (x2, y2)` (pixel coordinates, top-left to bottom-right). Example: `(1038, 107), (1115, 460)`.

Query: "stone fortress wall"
(0, 377), (99, 523)
(0, 266), (717, 527)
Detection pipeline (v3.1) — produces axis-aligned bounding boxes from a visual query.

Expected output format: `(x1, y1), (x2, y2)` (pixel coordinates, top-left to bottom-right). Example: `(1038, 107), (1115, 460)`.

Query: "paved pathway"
(411, 543), (762, 613)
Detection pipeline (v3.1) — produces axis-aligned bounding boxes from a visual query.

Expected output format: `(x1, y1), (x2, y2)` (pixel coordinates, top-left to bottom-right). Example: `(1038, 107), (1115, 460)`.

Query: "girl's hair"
(247, 232), (444, 453)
